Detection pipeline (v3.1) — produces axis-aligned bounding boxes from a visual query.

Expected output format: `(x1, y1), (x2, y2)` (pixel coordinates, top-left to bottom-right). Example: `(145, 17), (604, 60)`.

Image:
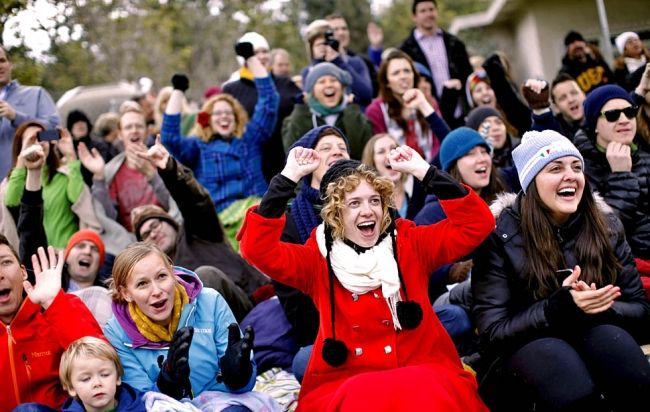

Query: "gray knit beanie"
(512, 130), (584, 193)
(304, 62), (352, 94)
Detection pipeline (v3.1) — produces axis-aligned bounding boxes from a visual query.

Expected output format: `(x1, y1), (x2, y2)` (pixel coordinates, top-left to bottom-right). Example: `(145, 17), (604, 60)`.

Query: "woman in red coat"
(239, 144), (494, 411)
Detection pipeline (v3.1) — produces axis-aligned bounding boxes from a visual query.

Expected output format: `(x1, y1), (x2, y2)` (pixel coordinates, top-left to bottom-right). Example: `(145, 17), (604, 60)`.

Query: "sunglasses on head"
(600, 105), (638, 122)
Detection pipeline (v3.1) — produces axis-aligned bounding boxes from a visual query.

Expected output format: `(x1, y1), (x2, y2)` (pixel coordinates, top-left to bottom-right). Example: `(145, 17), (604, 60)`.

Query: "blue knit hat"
(304, 62), (352, 94)
(583, 84), (634, 132)
(439, 127), (491, 172)
(512, 130), (584, 193)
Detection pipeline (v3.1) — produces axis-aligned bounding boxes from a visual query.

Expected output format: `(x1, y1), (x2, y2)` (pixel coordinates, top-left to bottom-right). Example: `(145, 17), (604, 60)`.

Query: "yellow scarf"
(239, 66), (254, 81)
(129, 283), (189, 342)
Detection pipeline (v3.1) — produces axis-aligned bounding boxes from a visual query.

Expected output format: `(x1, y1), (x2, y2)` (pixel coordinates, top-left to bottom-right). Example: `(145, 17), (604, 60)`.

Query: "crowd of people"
(1, 0), (650, 411)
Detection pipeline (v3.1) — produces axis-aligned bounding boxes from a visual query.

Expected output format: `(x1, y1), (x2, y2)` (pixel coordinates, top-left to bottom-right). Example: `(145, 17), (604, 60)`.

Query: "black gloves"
(171, 73), (189, 92)
(157, 326), (194, 399)
(217, 323), (254, 390)
(234, 41), (255, 60)
(421, 166), (468, 200)
(324, 30), (340, 52)
(544, 287), (584, 330)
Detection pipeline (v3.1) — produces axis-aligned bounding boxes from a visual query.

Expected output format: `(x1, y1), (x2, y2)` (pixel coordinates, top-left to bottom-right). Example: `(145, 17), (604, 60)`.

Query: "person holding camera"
(301, 20), (373, 109)
(3, 121), (100, 250)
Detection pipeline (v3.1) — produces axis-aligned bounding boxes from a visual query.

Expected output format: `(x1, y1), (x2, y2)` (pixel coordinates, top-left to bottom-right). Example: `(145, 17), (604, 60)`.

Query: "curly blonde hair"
(108, 242), (174, 303)
(190, 94), (249, 142)
(320, 164), (395, 241)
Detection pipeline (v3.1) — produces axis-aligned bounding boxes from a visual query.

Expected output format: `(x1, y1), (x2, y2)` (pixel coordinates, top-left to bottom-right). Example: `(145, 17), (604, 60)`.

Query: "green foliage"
(6, 44), (44, 86)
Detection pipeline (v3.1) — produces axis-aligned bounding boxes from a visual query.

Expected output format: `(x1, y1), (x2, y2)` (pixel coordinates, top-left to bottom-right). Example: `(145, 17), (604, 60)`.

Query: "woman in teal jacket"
(104, 243), (259, 405)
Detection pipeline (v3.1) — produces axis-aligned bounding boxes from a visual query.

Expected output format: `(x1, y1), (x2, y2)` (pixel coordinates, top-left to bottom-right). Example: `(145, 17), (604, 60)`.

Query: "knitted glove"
(217, 323), (254, 390)
(521, 82), (550, 110)
(157, 326), (194, 400)
(544, 287), (584, 330)
(171, 73), (189, 92)
(234, 41), (255, 60)
(449, 260), (473, 284)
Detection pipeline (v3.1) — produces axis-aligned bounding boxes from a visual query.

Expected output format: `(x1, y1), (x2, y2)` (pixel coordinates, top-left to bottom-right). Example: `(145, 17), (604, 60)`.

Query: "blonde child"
(59, 336), (146, 412)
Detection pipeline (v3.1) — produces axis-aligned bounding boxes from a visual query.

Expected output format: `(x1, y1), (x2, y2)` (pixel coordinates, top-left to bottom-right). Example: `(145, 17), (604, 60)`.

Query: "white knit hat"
(236, 32), (270, 66)
(512, 130), (584, 193)
(615, 32), (639, 55)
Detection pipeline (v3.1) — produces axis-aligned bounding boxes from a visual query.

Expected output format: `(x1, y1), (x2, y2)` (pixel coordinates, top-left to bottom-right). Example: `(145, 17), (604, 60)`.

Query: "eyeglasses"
(211, 110), (234, 117)
(140, 219), (162, 241)
(600, 106), (638, 122)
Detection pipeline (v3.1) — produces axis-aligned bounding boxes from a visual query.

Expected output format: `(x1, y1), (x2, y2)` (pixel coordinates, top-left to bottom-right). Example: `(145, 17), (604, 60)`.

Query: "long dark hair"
(11, 121), (58, 183)
(377, 50), (430, 135)
(521, 179), (620, 298)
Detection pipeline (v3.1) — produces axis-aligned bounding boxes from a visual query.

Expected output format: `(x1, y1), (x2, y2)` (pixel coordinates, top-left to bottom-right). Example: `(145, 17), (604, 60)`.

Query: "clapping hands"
(561, 265), (621, 314)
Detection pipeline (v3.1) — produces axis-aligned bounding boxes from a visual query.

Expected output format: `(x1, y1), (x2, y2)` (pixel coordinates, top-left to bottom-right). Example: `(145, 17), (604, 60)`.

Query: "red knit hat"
(64, 229), (106, 268)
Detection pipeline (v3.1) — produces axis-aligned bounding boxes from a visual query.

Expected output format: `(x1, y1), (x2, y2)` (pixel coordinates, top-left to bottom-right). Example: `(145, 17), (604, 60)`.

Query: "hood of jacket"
(61, 382), (146, 412)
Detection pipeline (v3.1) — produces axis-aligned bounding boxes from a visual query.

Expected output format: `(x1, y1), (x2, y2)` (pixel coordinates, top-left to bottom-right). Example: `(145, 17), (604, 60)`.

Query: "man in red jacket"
(0, 238), (104, 411)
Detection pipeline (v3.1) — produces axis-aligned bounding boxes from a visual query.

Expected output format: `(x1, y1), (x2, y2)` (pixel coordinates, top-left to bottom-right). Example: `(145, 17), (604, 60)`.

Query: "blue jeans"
(292, 345), (313, 383)
(434, 304), (472, 340)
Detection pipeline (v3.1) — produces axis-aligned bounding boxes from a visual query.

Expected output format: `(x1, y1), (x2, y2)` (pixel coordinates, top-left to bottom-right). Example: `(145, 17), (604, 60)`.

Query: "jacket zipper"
(7, 325), (22, 405)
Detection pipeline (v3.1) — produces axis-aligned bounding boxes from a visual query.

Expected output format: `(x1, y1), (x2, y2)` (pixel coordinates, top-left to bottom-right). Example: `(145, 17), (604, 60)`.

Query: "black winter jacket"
(472, 193), (650, 363)
(573, 131), (650, 259)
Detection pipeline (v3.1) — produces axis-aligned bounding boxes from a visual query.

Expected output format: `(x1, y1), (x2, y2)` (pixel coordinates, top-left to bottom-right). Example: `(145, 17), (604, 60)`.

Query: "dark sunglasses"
(600, 106), (639, 122)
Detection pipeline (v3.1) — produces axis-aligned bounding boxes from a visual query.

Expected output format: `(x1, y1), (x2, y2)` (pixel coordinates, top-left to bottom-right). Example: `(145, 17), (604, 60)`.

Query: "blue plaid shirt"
(161, 76), (279, 212)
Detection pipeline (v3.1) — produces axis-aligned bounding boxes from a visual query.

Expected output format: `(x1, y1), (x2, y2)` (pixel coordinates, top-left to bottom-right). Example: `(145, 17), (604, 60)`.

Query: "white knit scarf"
(316, 224), (404, 330)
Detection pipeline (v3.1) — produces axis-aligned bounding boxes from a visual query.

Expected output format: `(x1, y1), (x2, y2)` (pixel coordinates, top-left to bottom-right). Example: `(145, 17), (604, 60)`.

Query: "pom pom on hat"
(321, 338), (348, 367)
(583, 84), (635, 132)
(65, 229), (105, 268)
(439, 127), (492, 172)
(304, 62), (352, 94)
(512, 130), (584, 193)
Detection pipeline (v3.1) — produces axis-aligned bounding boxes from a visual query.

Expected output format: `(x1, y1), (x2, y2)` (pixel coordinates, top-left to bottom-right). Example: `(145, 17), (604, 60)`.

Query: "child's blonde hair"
(59, 336), (123, 392)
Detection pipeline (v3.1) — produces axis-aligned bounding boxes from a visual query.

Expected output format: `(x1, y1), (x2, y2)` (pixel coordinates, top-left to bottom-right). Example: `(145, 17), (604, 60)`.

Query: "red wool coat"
(0, 290), (105, 410)
(240, 190), (494, 411)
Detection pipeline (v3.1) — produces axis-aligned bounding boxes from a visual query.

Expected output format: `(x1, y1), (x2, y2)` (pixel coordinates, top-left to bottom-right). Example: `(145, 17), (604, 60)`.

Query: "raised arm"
(161, 74), (200, 168)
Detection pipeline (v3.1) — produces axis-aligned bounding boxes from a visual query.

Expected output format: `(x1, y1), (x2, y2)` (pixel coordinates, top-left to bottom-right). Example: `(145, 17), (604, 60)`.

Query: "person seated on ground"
(472, 129), (650, 411)
(129, 136), (271, 321)
(366, 49), (450, 163)
(4, 121), (99, 250)
(239, 143), (495, 410)
(282, 62), (372, 160)
(161, 44), (279, 213)
(79, 104), (177, 233)
(573, 83), (650, 290)
(301, 19), (373, 109)
(465, 106), (520, 171)
(59, 336), (146, 412)
(414, 128), (511, 343)
(2, 241), (104, 411)
(523, 73), (586, 140)
(613, 32), (650, 92)
(558, 30), (614, 95)
(104, 242), (279, 411)
(361, 133), (426, 219)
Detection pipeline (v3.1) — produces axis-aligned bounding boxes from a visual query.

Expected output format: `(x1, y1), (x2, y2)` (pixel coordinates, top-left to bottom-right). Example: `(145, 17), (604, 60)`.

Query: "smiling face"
(372, 135), (401, 183)
(471, 82), (496, 107)
(210, 100), (236, 137)
(66, 240), (101, 288)
(534, 156), (585, 225)
(482, 116), (507, 149)
(67, 355), (119, 412)
(311, 135), (350, 189)
(0, 244), (26, 325)
(312, 75), (343, 108)
(342, 180), (383, 247)
(456, 146), (492, 191)
(0, 47), (13, 87)
(139, 218), (178, 255)
(552, 80), (585, 122)
(118, 111), (147, 150)
(120, 253), (176, 325)
(386, 58), (415, 98)
(595, 98), (637, 147)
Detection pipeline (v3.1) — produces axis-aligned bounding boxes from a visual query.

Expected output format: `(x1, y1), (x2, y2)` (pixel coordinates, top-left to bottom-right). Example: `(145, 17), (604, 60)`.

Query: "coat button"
(352, 325), (360, 332)
(502, 233), (508, 239)
(384, 345), (392, 354)
(373, 292), (380, 299)
(382, 320), (391, 327)
(352, 293), (359, 301)
(355, 348), (363, 356)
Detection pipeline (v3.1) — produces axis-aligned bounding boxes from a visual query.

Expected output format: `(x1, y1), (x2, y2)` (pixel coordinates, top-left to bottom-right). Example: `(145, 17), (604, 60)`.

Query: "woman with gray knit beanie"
(472, 129), (650, 411)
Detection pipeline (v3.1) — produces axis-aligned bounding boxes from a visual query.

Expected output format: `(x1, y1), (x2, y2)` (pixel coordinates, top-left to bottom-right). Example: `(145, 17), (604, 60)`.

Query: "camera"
(37, 129), (61, 142)
(324, 30), (340, 52)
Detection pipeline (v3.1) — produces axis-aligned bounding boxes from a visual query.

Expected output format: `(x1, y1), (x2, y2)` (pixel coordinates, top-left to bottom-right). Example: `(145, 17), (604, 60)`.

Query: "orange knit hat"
(64, 229), (106, 268)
